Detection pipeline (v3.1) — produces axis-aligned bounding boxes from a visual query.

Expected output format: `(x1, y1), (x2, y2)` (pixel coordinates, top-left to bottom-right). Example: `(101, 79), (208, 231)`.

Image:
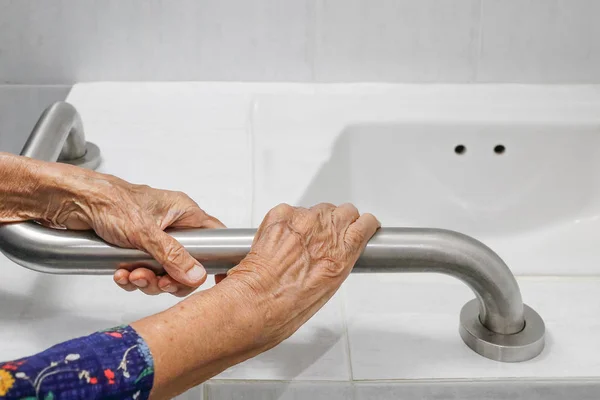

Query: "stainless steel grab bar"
(23, 102), (101, 169)
(0, 101), (545, 362)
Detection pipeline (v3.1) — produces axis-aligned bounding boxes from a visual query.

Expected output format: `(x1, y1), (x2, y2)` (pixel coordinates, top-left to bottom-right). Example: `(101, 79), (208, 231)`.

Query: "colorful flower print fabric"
(0, 325), (154, 400)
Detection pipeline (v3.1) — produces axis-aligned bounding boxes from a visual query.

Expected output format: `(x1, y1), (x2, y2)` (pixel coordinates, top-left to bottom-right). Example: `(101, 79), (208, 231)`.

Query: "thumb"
(142, 228), (207, 287)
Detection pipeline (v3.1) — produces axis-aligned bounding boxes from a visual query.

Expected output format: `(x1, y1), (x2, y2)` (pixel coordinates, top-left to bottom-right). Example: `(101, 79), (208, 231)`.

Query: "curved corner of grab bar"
(21, 101), (86, 161)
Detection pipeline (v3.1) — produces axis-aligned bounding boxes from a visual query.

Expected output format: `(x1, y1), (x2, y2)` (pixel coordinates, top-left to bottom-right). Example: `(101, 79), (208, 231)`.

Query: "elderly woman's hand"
(40, 166), (224, 296)
(127, 202), (379, 398)
(222, 203), (380, 349)
(1, 152), (224, 295)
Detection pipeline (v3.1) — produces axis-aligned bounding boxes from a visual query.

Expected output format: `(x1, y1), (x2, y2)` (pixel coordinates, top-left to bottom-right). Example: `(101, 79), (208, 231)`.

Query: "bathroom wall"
(0, 0), (599, 84)
(0, 86), (71, 153)
(1, 0), (599, 152)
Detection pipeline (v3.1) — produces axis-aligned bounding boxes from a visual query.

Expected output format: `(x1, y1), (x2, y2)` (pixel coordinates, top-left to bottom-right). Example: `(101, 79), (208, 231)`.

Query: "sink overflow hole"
(454, 145), (466, 155)
(494, 145), (506, 155)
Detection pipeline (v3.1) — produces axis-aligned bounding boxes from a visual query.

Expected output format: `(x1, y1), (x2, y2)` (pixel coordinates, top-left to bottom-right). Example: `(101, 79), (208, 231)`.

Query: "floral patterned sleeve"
(0, 325), (154, 400)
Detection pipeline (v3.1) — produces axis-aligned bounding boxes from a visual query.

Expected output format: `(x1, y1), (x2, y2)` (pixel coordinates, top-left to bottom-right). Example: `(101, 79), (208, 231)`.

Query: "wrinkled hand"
(222, 203), (379, 349)
(42, 169), (224, 296)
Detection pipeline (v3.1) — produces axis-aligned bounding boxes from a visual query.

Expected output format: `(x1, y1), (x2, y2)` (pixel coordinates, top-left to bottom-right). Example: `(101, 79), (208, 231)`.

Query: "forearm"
(0, 152), (120, 228)
(0, 152), (78, 223)
(0, 152), (48, 221)
(131, 278), (266, 399)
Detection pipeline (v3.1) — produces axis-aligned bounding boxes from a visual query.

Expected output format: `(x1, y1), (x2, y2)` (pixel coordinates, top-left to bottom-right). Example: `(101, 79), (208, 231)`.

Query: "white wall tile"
(206, 381), (353, 400)
(215, 292), (350, 381)
(4, 0), (600, 83)
(314, 0), (481, 82)
(0, 0), (313, 83)
(0, 85), (71, 153)
(67, 82), (255, 228)
(354, 380), (600, 400)
(2, 313), (127, 360)
(176, 385), (204, 400)
(345, 275), (600, 380)
(478, 0), (600, 83)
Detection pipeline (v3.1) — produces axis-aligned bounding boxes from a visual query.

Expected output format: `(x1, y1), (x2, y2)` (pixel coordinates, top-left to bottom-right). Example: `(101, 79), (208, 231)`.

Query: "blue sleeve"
(0, 325), (154, 400)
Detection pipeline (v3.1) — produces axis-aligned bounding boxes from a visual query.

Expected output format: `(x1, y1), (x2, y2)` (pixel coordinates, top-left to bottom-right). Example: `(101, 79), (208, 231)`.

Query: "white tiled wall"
(478, 0), (600, 83)
(0, 0), (314, 83)
(1, 0), (600, 83)
(202, 380), (600, 400)
(0, 85), (71, 153)
(314, 0), (481, 82)
(206, 381), (353, 400)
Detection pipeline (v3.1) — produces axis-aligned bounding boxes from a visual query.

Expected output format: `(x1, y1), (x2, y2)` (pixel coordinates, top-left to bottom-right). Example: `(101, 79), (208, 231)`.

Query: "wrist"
(131, 280), (269, 398)
(188, 278), (269, 355)
(222, 259), (293, 351)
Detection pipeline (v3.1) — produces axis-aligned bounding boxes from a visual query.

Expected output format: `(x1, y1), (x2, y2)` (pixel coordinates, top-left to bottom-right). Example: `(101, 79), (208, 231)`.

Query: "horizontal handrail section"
(0, 223), (525, 335)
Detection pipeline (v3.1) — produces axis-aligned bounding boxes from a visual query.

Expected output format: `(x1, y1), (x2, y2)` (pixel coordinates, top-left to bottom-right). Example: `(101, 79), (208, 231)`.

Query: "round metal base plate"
(60, 142), (102, 170)
(459, 299), (545, 362)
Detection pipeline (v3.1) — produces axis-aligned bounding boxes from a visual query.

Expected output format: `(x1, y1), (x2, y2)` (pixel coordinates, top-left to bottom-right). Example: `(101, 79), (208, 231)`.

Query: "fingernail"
(162, 285), (177, 293)
(116, 277), (129, 285)
(132, 279), (148, 288)
(186, 264), (206, 283)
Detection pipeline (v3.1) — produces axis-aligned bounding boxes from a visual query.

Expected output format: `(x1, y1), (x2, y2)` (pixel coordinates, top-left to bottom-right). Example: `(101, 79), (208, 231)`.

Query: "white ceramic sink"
(252, 89), (600, 275)
(294, 123), (600, 237)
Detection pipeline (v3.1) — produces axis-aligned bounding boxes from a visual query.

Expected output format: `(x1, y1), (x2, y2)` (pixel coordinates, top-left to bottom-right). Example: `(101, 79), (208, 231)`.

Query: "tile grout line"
(206, 376), (600, 384)
(208, 379), (352, 384)
(474, 0), (485, 82)
(247, 95), (257, 227)
(308, 0), (319, 82)
(339, 284), (355, 381)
